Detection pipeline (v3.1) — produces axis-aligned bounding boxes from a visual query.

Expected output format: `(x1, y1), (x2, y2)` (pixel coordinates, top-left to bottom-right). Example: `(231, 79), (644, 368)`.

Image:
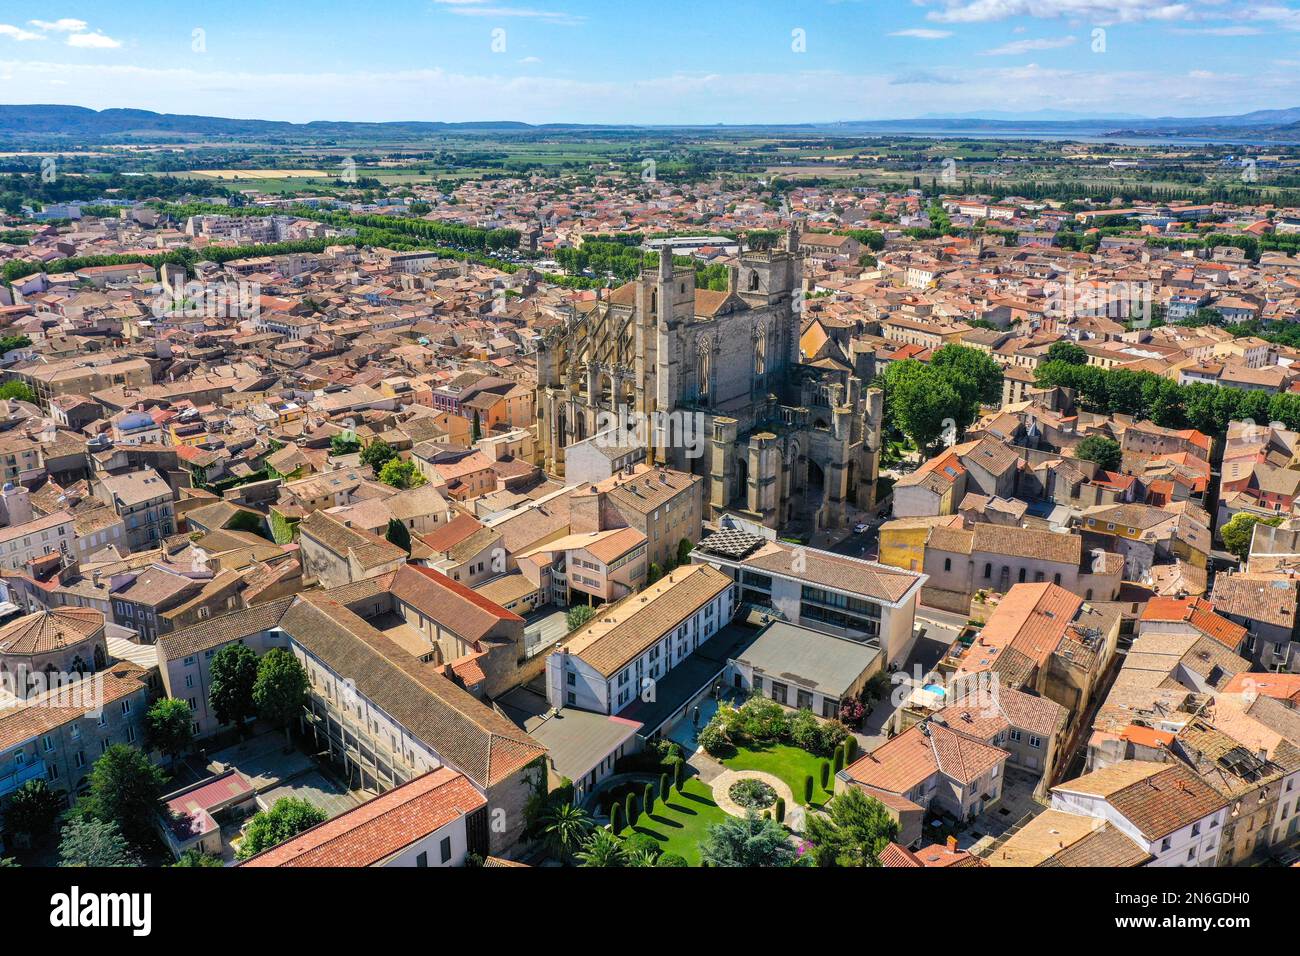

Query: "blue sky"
(2, 1), (1300, 123)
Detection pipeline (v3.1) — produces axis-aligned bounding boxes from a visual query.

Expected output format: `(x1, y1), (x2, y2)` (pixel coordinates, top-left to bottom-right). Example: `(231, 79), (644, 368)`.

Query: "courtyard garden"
(527, 698), (880, 867)
(616, 776), (730, 866)
(698, 697), (858, 808)
(722, 741), (838, 808)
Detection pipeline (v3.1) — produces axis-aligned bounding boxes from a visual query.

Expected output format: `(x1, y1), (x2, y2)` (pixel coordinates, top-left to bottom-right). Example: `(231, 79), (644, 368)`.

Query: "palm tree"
(541, 802), (593, 859)
(575, 828), (626, 868)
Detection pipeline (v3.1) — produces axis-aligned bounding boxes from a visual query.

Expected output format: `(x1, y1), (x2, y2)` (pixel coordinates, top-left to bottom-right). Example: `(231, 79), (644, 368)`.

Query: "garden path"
(709, 768), (805, 831)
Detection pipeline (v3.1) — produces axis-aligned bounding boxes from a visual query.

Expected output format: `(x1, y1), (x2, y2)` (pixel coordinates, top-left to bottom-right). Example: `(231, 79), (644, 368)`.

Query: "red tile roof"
(239, 768), (486, 867)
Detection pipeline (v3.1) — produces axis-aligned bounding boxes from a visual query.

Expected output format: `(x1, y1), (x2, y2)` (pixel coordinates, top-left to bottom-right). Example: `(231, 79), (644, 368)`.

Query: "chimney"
(946, 835), (958, 853)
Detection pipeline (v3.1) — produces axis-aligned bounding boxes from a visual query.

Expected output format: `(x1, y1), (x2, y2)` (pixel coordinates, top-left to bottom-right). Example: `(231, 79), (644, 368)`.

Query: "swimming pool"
(922, 683), (947, 697)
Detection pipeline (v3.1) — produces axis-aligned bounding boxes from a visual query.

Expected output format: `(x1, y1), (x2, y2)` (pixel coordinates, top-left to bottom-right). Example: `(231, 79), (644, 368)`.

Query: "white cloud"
(66, 32), (121, 49)
(1171, 25), (1264, 35)
(0, 24), (45, 41)
(0, 55), (1292, 124)
(888, 28), (954, 38)
(431, 0), (584, 23)
(28, 18), (88, 33)
(921, 0), (1196, 26)
(982, 35), (1078, 54)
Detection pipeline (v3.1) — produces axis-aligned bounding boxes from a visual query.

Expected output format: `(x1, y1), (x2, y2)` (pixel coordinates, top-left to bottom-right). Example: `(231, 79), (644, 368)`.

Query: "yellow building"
(878, 516), (960, 573)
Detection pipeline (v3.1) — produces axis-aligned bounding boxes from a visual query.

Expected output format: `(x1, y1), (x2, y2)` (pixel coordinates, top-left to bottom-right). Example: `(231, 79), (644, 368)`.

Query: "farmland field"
(189, 169), (331, 179)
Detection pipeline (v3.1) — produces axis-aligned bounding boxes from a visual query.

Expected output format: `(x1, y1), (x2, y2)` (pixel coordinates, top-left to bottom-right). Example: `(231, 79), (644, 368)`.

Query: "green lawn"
(621, 776), (729, 867)
(722, 743), (837, 808)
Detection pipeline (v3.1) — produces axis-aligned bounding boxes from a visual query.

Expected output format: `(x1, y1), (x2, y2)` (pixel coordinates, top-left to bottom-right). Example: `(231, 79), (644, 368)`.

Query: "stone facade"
(537, 227), (882, 533)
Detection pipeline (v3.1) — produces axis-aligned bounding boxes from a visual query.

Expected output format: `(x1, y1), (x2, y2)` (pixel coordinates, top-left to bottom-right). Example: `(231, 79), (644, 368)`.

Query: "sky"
(2, 1), (1300, 124)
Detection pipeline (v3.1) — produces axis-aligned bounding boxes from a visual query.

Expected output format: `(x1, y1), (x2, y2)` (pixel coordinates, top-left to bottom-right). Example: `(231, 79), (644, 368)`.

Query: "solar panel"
(696, 528), (764, 560)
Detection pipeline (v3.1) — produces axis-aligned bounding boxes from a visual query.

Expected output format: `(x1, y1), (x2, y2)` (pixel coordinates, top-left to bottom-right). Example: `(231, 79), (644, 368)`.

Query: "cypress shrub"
(643, 782), (656, 814)
(673, 761), (684, 793)
(844, 736), (857, 762)
(803, 775), (814, 803)
(659, 773), (669, 804)
(819, 760), (831, 790)
(610, 802), (623, 835)
(774, 797), (786, 823)
(625, 792), (639, 827)
(833, 748), (845, 775)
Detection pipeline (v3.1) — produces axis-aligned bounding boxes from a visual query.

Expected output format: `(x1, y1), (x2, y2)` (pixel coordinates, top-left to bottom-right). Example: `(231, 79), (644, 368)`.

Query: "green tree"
(209, 642), (259, 735)
(85, 744), (167, 844)
(1221, 512), (1282, 562)
(378, 458), (426, 489)
(699, 812), (798, 867)
(471, 411), (482, 442)
(609, 802), (624, 835)
(625, 791), (639, 828)
(540, 802), (593, 859)
(253, 647), (310, 745)
(1074, 435), (1122, 472)
(174, 848), (224, 867)
(385, 517), (412, 554)
(575, 828), (625, 867)
(566, 604), (596, 632)
(360, 438), (396, 472)
(4, 779), (63, 840)
(330, 433), (361, 456)
(930, 343), (1003, 408)
(59, 818), (137, 867)
(676, 537), (694, 565)
(144, 697), (194, 766)
(0, 381), (36, 403)
(803, 787), (899, 867)
(237, 797), (327, 860)
(883, 360), (965, 452)
(1046, 341), (1088, 365)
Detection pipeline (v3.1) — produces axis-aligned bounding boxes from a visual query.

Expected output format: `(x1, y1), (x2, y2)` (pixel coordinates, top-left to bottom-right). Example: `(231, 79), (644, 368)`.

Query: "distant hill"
(0, 105), (596, 142)
(6, 103), (1300, 143)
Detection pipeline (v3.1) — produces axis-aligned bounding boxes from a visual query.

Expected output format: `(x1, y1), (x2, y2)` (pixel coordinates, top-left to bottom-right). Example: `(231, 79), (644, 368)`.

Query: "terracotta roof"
(0, 607), (104, 657)
(157, 597), (296, 661)
(239, 767), (486, 867)
(0, 662), (150, 750)
(1052, 760), (1226, 840)
(1140, 595), (1247, 650)
(987, 809), (1149, 867)
(282, 594), (543, 787)
(738, 539), (922, 604)
(299, 510), (406, 571)
(844, 719), (1006, 794)
(564, 564), (731, 678)
(1211, 573), (1300, 630)
(971, 524), (1083, 566)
